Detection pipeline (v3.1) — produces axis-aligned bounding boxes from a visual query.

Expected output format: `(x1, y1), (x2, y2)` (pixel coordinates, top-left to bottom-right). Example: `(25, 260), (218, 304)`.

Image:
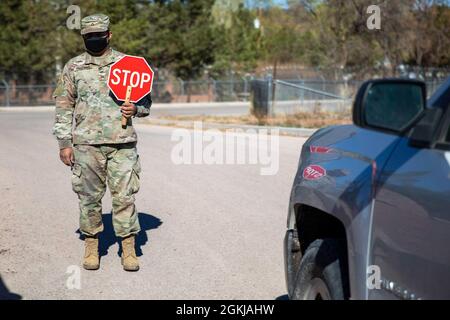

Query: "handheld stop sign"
(107, 55), (154, 127)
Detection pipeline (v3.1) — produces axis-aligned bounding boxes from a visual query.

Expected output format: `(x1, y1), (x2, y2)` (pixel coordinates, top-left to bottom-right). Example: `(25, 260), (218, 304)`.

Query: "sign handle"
(122, 86), (132, 128)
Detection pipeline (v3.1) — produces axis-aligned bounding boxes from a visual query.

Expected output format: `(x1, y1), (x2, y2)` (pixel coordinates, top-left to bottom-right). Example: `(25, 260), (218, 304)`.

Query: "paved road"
(1, 102), (251, 117)
(1, 98), (348, 117)
(0, 111), (307, 300)
(151, 102), (250, 116)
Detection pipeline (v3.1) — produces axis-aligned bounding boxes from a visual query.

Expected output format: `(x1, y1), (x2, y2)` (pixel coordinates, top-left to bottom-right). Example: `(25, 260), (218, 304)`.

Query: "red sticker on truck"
(303, 165), (327, 180)
(310, 146), (332, 154)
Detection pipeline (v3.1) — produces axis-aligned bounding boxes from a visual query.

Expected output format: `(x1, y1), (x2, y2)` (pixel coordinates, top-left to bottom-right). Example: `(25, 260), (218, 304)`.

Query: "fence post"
(178, 78), (185, 96)
(267, 75), (273, 116)
(320, 76), (325, 92)
(243, 78), (248, 101)
(212, 80), (217, 102)
(1, 79), (10, 107)
(250, 79), (270, 117)
(300, 80), (305, 105)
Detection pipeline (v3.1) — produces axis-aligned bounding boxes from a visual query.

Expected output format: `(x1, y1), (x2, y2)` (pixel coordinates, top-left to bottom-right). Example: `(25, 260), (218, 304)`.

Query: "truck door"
(369, 107), (450, 299)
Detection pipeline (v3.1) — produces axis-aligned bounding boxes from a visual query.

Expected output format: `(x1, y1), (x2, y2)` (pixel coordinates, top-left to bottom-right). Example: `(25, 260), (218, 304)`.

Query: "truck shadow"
(76, 212), (162, 257)
(0, 276), (22, 300)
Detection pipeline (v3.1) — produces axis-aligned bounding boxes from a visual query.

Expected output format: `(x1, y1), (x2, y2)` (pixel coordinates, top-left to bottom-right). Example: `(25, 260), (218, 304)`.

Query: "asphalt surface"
(2, 102), (250, 117)
(2, 98), (347, 117)
(151, 102), (250, 116)
(0, 111), (307, 300)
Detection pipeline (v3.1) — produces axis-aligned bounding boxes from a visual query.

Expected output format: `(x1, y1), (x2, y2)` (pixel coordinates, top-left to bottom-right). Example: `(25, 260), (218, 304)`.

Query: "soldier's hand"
(60, 147), (74, 167)
(121, 103), (137, 118)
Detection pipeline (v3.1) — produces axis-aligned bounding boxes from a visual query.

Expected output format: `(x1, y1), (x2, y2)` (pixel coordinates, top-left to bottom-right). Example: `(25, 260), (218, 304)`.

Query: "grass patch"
(156, 109), (352, 129)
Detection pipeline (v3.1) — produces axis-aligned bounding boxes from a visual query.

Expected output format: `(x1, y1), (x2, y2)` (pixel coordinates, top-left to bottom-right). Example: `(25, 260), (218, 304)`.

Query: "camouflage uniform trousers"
(71, 142), (141, 238)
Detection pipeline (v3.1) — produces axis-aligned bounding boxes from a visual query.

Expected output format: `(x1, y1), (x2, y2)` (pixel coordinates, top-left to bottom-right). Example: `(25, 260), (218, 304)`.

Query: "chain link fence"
(253, 78), (448, 116)
(0, 80), (253, 106)
(0, 77), (447, 108)
(271, 79), (353, 115)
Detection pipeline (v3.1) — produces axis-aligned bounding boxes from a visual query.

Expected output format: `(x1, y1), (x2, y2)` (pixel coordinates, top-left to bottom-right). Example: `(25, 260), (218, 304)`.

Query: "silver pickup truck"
(284, 77), (450, 300)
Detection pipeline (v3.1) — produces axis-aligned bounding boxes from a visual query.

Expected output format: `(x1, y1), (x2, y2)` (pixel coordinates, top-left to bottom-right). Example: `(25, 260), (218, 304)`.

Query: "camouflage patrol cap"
(80, 14), (110, 35)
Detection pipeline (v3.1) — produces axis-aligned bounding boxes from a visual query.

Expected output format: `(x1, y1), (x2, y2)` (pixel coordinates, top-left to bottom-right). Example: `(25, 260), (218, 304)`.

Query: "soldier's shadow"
(76, 212), (162, 257)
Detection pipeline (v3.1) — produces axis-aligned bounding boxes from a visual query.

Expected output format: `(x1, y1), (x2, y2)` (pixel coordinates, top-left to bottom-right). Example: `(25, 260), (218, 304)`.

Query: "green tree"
(211, 1), (261, 77)
(0, 0), (64, 83)
(143, 0), (217, 81)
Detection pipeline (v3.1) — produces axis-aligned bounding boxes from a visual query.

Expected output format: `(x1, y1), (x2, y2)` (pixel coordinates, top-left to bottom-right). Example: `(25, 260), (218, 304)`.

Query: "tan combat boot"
(83, 236), (100, 270)
(121, 235), (139, 271)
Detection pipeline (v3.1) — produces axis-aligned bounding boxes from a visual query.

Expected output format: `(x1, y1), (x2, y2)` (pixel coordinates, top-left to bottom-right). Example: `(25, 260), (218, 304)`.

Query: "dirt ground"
(156, 109), (352, 129)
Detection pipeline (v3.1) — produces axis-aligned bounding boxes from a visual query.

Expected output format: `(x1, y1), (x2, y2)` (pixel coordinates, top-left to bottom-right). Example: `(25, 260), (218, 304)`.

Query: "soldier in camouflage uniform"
(53, 14), (151, 271)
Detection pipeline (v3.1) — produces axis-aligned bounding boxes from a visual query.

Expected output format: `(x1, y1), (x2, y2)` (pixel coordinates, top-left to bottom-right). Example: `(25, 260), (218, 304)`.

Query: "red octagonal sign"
(302, 165), (326, 181)
(108, 55), (154, 103)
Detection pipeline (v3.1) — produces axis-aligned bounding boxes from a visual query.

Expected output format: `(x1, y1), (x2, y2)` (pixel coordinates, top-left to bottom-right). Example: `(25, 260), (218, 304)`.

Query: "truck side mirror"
(353, 79), (426, 135)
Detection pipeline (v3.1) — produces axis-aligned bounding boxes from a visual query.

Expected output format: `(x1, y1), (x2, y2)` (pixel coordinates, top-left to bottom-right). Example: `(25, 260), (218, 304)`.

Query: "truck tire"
(290, 238), (349, 300)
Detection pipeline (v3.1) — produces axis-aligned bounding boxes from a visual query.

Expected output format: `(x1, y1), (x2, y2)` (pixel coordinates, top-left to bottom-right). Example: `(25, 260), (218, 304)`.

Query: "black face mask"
(84, 35), (109, 54)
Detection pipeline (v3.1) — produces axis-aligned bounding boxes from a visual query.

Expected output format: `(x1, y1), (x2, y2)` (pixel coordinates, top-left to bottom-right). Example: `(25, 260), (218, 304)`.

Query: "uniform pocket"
(74, 101), (89, 124)
(71, 164), (83, 194)
(130, 156), (141, 194)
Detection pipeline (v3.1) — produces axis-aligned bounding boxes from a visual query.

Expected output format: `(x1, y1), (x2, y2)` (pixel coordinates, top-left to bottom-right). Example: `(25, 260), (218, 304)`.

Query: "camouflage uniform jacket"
(52, 48), (151, 149)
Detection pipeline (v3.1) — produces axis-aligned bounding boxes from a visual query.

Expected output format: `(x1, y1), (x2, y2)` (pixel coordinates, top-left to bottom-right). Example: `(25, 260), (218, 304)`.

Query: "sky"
(244, 0), (289, 8)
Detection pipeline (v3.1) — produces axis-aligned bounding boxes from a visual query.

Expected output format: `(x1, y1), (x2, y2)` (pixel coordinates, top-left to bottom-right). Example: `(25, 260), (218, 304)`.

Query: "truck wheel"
(291, 238), (349, 300)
